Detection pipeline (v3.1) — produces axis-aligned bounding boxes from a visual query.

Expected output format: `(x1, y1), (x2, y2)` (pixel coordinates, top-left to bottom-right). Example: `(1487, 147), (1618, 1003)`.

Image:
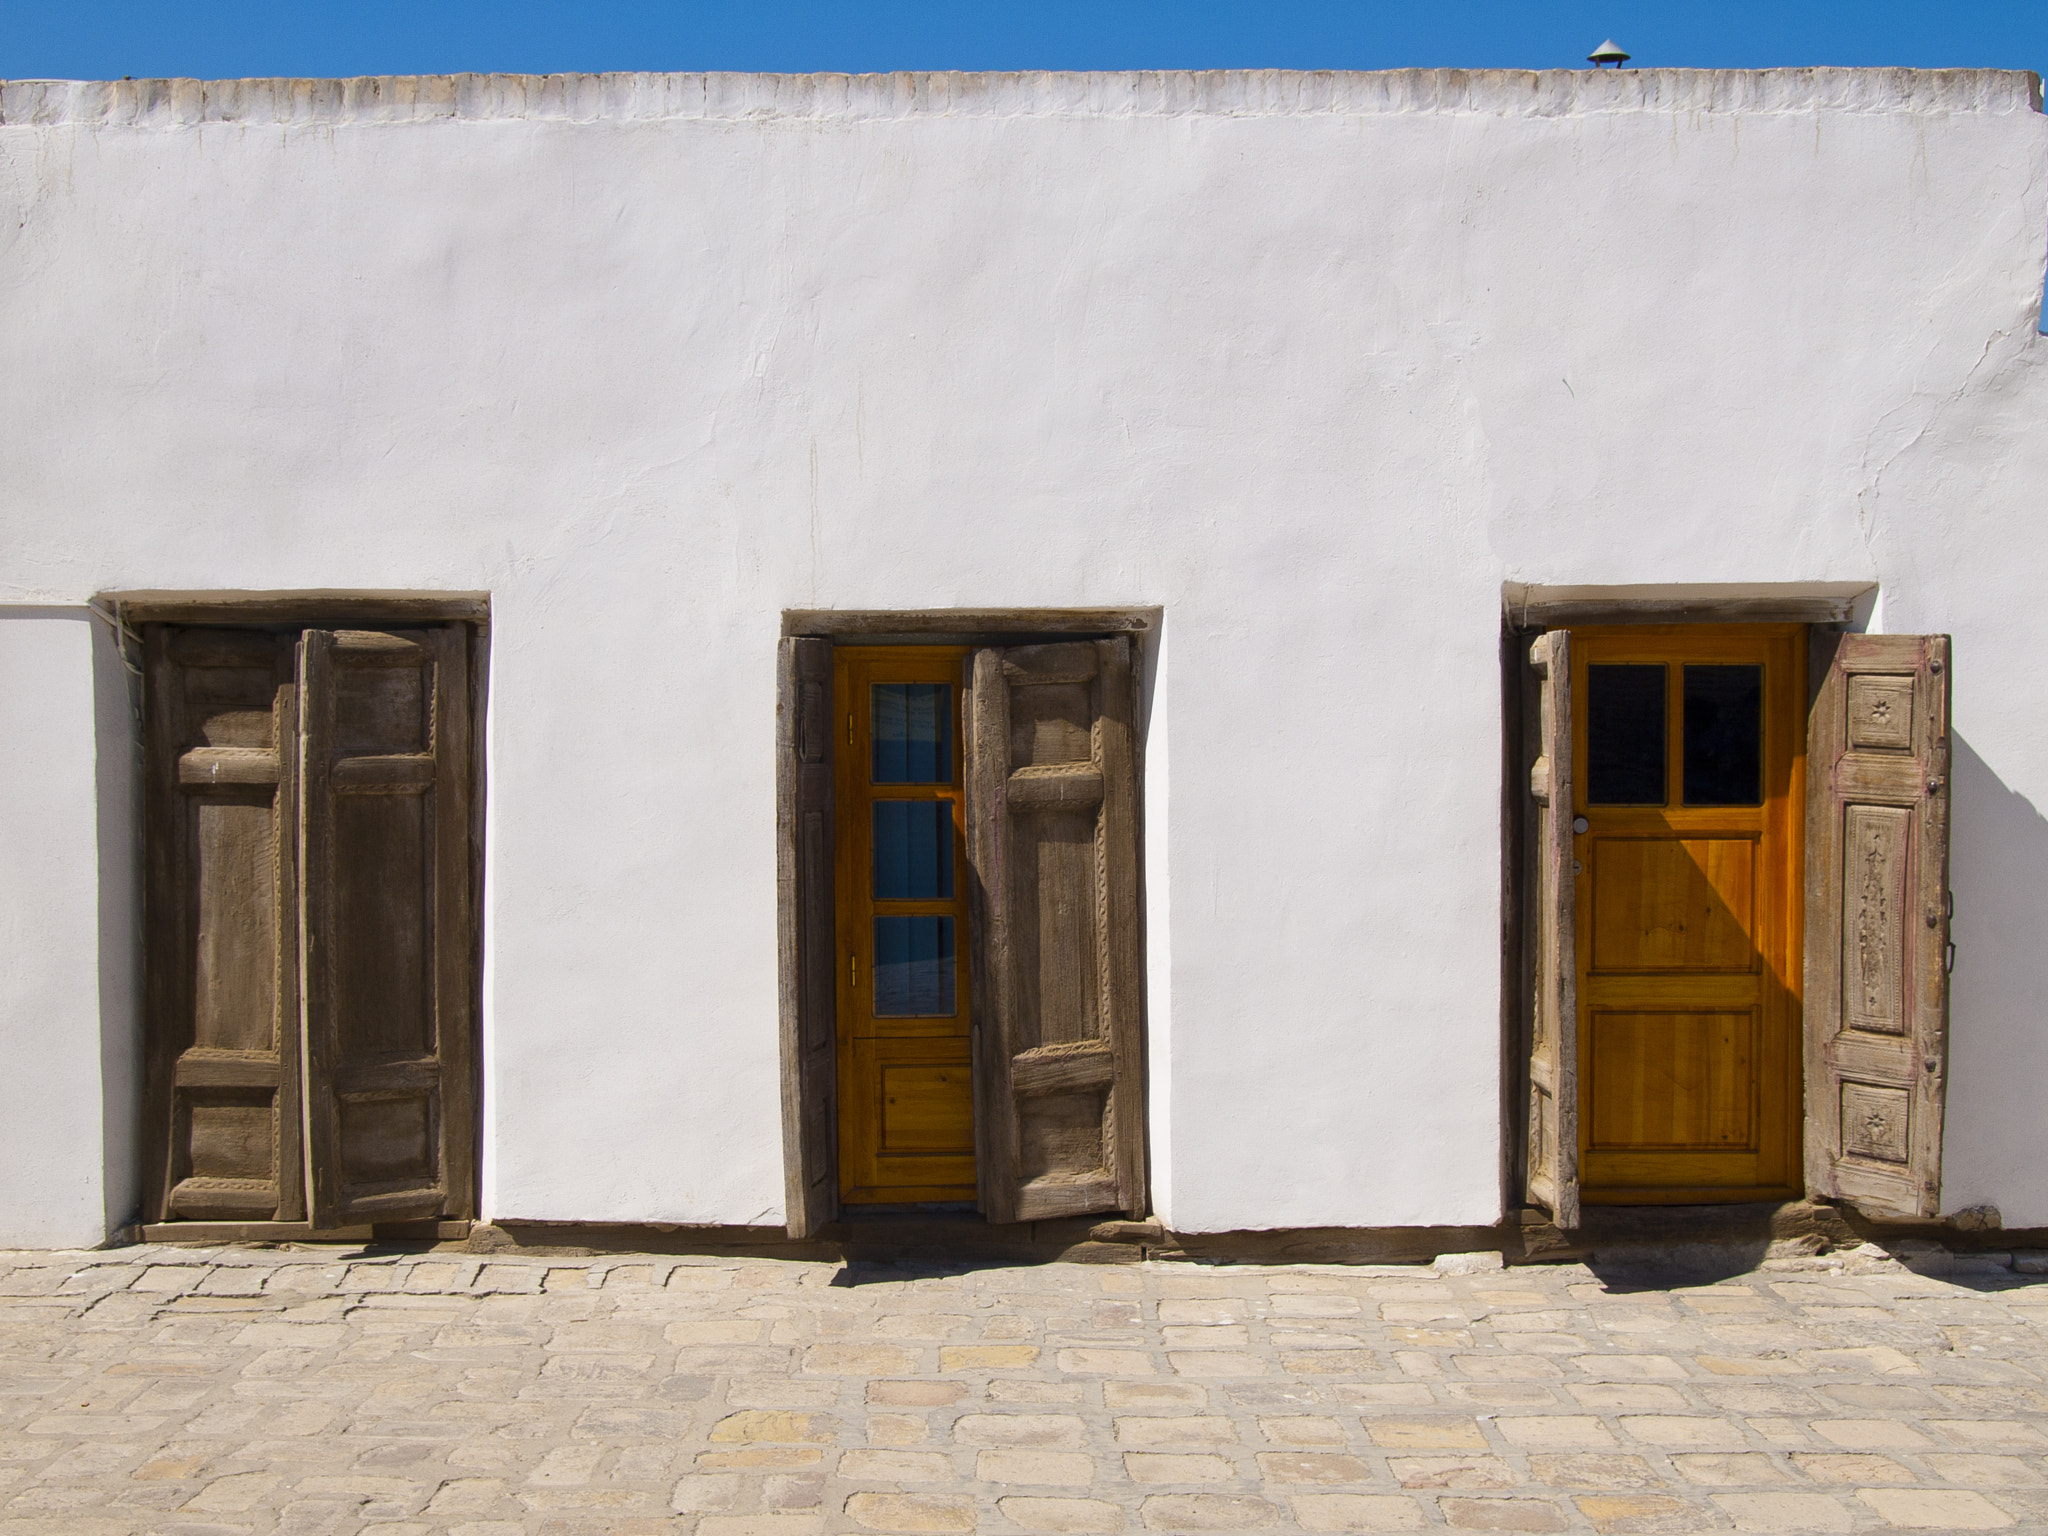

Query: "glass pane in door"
(1588, 664), (1667, 805)
(873, 684), (951, 784)
(1684, 665), (1763, 806)
(873, 916), (956, 1017)
(874, 801), (955, 899)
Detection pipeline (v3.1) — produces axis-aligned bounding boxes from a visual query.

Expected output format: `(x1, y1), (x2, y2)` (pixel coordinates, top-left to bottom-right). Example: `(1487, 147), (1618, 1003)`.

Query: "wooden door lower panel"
(839, 1036), (976, 1204)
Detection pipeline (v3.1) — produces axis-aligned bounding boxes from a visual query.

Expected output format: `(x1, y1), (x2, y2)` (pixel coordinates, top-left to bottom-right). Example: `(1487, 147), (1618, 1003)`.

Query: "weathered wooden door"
(300, 629), (476, 1228)
(142, 621), (478, 1233)
(833, 646), (978, 1203)
(143, 629), (305, 1224)
(1570, 625), (1806, 1202)
(1525, 632), (1579, 1227)
(1804, 634), (1951, 1217)
(965, 639), (1145, 1224)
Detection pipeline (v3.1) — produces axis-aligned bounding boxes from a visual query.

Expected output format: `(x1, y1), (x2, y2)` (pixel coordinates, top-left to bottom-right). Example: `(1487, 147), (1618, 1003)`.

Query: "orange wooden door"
(834, 647), (977, 1203)
(1573, 625), (1805, 1202)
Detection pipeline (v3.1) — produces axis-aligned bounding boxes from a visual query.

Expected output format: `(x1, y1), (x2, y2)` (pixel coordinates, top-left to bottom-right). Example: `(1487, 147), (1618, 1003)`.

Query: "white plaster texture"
(1, 69), (2045, 1240)
(0, 617), (139, 1246)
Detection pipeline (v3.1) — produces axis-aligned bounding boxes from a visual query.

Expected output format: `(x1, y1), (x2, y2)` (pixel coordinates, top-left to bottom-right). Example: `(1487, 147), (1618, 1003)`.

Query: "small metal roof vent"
(1587, 39), (1631, 68)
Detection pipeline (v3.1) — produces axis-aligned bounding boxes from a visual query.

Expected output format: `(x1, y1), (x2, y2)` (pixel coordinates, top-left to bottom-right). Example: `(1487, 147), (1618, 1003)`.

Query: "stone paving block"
(1252, 1415), (1343, 1447)
(1169, 1350), (1267, 1377)
(1364, 1419), (1486, 1450)
(1711, 1491), (1854, 1531)
(1253, 1451), (1372, 1484)
(1385, 1457), (1518, 1490)
(941, 1344), (1039, 1370)
(1497, 1415), (1616, 1450)
(1139, 1492), (1281, 1528)
(665, 1266), (735, 1291)
(1572, 1493), (1704, 1534)
(1437, 1495), (1569, 1530)
(1001, 1494), (1127, 1531)
(1856, 1487), (2016, 1528)
(709, 1411), (838, 1444)
(471, 1265), (544, 1295)
(1058, 1348), (1152, 1374)
(1288, 1492), (1428, 1531)
(1119, 1415), (1239, 1447)
(844, 1490), (976, 1530)
(977, 1449), (1095, 1484)
(992, 1380), (1085, 1404)
(1335, 1383), (1434, 1408)
(698, 1516), (824, 1536)
(869, 1380), (962, 1407)
(1123, 1451), (1235, 1482)
(1104, 1381), (1205, 1410)
(1923, 1452), (2048, 1485)
(1809, 1416), (1932, 1449)
(1791, 1451), (1915, 1483)
(1524, 1453), (1662, 1490)
(842, 1447), (956, 1482)
(128, 1267), (204, 1295)
(954, 1414), (1088, 1450)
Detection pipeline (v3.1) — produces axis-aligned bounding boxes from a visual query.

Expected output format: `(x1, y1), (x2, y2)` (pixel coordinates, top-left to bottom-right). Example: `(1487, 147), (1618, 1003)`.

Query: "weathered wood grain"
(300, 627), (473, 1229)
(967, 638), (1144, 1226)
(142, 627), (304, 1225)
(777, 637), (839, 1239)
(1805, 632), (1951, 1218)
(1525, 631), (1579, 1229)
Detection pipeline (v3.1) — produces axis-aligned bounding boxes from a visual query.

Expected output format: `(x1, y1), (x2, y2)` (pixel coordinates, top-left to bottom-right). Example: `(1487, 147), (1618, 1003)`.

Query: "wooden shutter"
(1525, 632), (1580, 1229)
(142, 628), (305, 1223)
(299, 628), (475, 1228)
(778, 637), (839, 1239)
(965, 638), (1145, 1225)
(1805, 633), (1952, 1217)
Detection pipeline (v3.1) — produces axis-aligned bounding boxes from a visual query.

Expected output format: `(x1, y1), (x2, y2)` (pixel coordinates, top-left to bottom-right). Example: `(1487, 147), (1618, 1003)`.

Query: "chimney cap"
(1588, 39), (1631, 67)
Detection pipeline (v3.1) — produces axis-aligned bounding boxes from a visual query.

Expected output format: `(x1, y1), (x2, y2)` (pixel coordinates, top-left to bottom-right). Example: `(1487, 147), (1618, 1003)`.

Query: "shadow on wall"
(92, 617), (145, 1238)
(1942, 733), (2048, 1222)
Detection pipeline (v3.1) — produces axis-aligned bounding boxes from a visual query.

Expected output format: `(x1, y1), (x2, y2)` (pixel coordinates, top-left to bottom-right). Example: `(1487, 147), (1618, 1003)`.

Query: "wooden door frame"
(130, 594), (488, 1244)
(775, 609), (1159, 1238)
(1505, 595), (1845, 1218)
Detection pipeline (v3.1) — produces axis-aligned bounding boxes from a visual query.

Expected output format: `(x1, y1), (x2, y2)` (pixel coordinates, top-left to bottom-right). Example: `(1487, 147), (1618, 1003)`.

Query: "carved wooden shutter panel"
(1805, 633), (1951, 1218)
(143, 627), (305, 1224)
(966, 638), (1145, 1225)
(1525, 631), (1580, 1229)
(300, 628), (475, 1228)
(778, 637), (838, 1239)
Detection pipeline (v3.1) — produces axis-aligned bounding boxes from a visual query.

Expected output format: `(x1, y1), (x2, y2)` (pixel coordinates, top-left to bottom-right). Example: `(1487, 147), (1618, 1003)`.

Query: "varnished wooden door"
(1573, 625), (1804, 1203)
(834, 647), (977, 1203)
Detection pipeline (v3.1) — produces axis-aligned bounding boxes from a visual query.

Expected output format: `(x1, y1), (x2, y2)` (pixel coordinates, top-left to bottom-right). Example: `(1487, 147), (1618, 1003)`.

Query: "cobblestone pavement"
(4, 1241), (2048, 1535)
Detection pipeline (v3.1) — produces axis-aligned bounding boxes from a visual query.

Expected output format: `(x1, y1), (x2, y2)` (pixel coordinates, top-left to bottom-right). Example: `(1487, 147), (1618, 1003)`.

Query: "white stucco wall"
(0, 616), (140, 1248)
(1, 68), (2044, 1241)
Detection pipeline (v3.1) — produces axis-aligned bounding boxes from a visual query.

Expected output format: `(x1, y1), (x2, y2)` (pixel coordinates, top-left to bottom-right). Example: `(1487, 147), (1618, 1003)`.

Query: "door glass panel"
(873, 683), (951, 784)
(1588, 664), (1667, 805)
(873, 916), (956, 1017)
(1684, 665), (1763, 806)
(874, 801), (955, 899)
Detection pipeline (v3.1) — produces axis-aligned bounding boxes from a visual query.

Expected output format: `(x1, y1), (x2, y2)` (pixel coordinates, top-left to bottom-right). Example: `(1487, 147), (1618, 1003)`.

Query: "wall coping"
(2, 68), (2040, 129)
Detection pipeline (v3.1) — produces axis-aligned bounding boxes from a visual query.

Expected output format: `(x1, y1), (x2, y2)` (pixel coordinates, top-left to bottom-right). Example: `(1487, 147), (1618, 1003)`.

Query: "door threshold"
(838, 1203), (981, 1222)
(137, 1220), (472, 1245)
(1582, 1187), (1803, 1207)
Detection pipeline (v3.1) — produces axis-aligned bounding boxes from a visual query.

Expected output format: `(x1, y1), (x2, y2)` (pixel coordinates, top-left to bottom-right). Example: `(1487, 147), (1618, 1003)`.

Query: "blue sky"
(6, 3), (2047, 82)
